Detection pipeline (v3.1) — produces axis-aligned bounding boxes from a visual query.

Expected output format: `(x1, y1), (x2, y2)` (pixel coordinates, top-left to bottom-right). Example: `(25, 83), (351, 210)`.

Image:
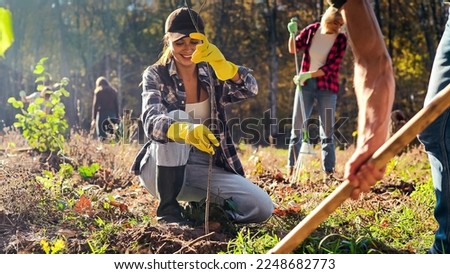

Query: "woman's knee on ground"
(235, 194), (274, 223)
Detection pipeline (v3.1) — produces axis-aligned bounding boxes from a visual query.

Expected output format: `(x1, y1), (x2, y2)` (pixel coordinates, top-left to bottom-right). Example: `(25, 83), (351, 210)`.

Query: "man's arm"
(340, 0), (395, 199)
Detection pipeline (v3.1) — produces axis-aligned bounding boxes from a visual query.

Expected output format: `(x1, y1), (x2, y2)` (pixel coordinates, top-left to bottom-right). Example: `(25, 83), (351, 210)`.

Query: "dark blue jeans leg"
(317, 90), (337, 173)
(417, 10), (450, 254)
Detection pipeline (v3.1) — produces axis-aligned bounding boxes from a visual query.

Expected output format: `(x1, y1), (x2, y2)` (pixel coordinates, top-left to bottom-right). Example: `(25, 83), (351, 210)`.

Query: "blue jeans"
(417, 9), (450, 254)
(287, 78), (337, 173)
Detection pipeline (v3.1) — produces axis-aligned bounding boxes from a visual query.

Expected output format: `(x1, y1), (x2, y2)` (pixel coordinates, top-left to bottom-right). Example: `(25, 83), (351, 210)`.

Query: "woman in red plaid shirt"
(287, 6), (347, 180)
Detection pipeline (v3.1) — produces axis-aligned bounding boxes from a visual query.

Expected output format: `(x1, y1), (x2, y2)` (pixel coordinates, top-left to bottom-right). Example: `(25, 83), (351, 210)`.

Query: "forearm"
(288, 36), (296, 54)
(141, 84), (175, 142)
(141, 70), (174, 142)
(309, 69), (325, 78)
(355, 62), (394, 149)
(343, 0), (395, 149)
(92, 107), (97, 120)
(223, 66), (258, 103)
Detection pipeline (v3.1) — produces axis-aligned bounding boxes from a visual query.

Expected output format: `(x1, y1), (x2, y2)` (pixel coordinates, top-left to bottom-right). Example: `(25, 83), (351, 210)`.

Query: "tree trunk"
(54, 0), (79, 129)
(419, 2), (435, 70)
(266, 0), (278, 146)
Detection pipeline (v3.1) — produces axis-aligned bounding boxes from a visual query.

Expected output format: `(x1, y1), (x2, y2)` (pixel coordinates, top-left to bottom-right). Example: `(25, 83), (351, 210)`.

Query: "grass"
(0, 129), (437, 254)
(236, 143), (435, 254)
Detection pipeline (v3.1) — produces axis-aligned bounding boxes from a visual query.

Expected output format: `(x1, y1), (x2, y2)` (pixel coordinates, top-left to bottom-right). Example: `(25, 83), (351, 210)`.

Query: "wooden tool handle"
(269, 83), (450, 254)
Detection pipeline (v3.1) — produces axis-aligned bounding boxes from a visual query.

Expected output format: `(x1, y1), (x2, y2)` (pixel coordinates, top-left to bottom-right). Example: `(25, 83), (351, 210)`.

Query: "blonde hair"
(320, 6), (344, 34)
(94, 76), (111, 93)
(156, 34), (173, 65)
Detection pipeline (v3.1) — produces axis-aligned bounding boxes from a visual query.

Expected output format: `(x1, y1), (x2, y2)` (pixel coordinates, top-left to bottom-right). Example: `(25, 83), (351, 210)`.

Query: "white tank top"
(309, 26), (338, 71)
(185, 98), (210, 124)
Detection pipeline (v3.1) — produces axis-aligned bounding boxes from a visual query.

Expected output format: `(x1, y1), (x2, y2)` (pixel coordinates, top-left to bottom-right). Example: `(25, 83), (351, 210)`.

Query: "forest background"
(0, 0), (446, 148)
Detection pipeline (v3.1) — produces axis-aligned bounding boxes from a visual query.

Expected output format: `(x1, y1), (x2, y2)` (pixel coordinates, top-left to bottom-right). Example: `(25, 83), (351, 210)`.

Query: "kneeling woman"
(131, 7), (274, 224)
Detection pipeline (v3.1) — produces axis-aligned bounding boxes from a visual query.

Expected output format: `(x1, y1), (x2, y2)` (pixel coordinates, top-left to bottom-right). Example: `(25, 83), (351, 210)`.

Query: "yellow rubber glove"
(189, 32), (238, 81)
(167, 122), (220, 155)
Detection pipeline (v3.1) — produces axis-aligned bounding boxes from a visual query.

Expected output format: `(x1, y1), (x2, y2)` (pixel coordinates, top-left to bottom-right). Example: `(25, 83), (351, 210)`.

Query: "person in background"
(20, 86), (53, 114)
(130, 7), (274, 225)
(91, 76), (120, 141)
(20, 90), (40, 103)
(325, 1), (395, 200)
(20, 87), (51, 103)
(287, 6), (347, 181)
(417, 1), (450, 254)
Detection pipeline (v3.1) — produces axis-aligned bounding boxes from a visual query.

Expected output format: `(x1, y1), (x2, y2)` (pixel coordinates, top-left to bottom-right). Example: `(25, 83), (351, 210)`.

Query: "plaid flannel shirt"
(137, 59), (258, 176)
(295, 22), (347, 93)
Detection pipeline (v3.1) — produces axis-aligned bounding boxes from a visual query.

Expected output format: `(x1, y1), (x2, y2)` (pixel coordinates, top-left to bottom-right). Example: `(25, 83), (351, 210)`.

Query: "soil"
(0, 136), (270, 254)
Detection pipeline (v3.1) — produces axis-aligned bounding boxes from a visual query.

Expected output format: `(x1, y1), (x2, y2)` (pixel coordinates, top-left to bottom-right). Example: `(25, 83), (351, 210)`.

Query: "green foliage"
(87, 217), (122, 254)
(36, 170), (57, 190)
(34, 165), (76, 212)
(58, 163), (75, 179)
(77, 163), (101, 179)
(225, 228), (279, 254)
(410, 177), (435, 207)
(317, 234), (380, 254)
(7, 57), (69, 153)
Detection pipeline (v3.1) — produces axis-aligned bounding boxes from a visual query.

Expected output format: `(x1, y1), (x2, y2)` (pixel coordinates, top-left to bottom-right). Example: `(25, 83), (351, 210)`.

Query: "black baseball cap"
(164, 7), (205, 41)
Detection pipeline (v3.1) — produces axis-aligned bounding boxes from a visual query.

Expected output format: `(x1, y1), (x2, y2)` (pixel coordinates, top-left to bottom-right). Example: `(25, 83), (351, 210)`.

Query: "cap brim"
(168, 28), (204, 41)
(168, 29), (194, 41)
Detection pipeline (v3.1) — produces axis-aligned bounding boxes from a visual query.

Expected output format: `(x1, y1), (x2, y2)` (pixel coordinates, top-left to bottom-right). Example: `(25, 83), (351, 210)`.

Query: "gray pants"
(138, 112), (274, 223)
